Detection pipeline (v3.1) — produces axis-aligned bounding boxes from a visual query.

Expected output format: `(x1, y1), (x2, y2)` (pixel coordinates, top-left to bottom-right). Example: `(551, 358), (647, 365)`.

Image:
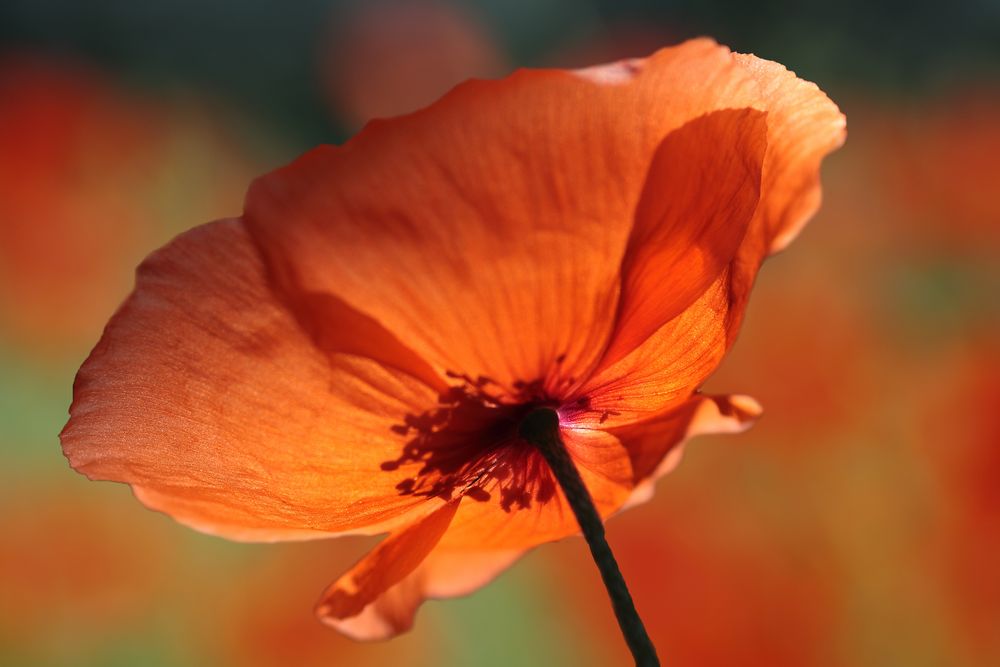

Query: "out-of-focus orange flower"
(917, 338), (1000, 664)
(704, 224), (876, 446)
(0, 58), (157, 350)
(62, 40), (844, 640)
(322, 0), (504, 126)
(210, 539), (426, 667)
(0, 56), (256, 354)
(0, 480), (170, 661)
(877, 91), (1000, 254)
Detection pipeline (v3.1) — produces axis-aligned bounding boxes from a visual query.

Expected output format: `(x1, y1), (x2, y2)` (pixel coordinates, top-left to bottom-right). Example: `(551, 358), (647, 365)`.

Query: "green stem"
(519, 407), (660, 667)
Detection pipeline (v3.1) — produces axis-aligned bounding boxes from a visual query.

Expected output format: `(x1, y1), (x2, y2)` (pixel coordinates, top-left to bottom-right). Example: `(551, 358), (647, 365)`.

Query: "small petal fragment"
(613, 393), (762, 510)
(317, 500), (460, 640)
(616, 393), (763, 483)
(319, 502), (522, 641)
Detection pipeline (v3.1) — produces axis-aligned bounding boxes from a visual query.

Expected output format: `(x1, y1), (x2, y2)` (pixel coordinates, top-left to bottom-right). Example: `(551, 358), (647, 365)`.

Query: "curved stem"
(519, 407), (660, 667)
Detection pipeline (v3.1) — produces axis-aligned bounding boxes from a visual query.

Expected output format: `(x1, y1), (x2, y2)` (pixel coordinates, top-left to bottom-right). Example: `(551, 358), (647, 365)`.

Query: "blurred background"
(1, 1), (998, 665)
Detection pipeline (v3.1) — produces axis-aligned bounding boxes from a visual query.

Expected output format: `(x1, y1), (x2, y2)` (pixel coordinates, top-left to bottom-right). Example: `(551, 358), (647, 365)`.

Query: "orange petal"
(578, 56), (844, 423)
(318, 500), (521, 640)
(619, 393), (762, 480)
(734, 54), (848, 253)
(575, 267), (736, 426)
(614, 393), (762, 512)
(61, 219), (448, 541)
(720, 54), (848, 344)
(243, 39), (765, 395)
(598, 108), (768, 369)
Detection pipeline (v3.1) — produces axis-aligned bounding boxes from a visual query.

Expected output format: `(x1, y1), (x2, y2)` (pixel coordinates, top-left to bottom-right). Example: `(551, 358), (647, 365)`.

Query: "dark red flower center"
(382, 371), (565, 511)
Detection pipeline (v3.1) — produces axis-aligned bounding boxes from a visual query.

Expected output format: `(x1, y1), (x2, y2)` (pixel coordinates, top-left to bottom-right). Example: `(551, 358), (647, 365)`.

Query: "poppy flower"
(877, 91), (1000, 254)
(702, 234), (874, 446)
(211, 538), (429, 667)
(915, 339), (1000, 663)
(322, 0), (504, 126)
(0, 57), (157, 351)
(0, 480), (171, 662)
(61, 38), (845, 651)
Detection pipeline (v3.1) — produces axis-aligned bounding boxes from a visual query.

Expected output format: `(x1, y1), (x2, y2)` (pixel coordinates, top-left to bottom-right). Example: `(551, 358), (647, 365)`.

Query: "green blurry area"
(1, 1), (999, 666)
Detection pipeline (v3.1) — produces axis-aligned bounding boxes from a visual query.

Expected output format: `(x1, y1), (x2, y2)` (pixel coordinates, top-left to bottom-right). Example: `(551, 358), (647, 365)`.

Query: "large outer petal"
(243, 39), (765, 395)
(577, 54), (846, 426)
(61, 219), (448, 541)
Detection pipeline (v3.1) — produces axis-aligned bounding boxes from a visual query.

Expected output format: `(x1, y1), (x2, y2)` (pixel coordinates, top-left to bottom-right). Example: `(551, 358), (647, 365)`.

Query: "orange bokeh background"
(1, 2), (997, 665)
